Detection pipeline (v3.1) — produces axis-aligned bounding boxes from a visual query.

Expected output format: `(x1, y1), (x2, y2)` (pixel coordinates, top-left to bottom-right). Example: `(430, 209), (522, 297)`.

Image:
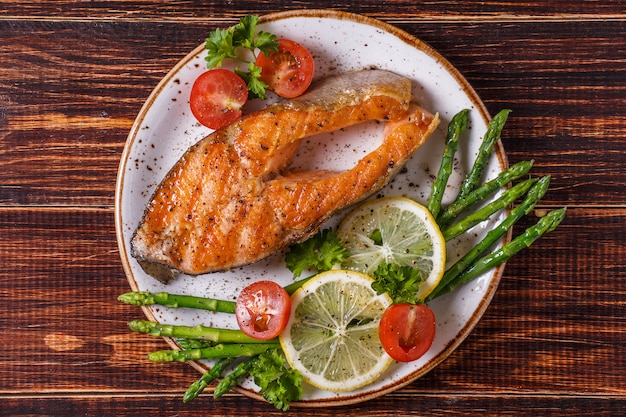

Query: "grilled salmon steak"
(131, 69), (439, 281)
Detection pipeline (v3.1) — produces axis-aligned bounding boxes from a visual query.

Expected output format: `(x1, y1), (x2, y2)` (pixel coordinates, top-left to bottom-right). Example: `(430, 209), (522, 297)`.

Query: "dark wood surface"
(1, 2), (624, 416)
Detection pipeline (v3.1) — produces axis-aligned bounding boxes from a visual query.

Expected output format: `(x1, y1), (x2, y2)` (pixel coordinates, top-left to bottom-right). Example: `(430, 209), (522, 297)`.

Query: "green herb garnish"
(204, 15), (279, 99)
(371, 263), (425, 304)
(285, 229), (349, 277)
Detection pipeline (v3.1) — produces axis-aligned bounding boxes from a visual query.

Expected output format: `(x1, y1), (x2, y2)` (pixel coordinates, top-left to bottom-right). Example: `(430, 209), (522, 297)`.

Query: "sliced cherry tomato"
(236, 280), (291, 340)
(255, 38), (314, 98)
(189, 68), (248, 130)
(379, 303), (436, 362)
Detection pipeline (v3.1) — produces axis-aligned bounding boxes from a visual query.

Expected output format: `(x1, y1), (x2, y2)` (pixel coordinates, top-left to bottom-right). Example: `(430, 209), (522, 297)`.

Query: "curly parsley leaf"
(285, 229), (349, 277)
(204, 28), (237, 68)
(253, 30), (280, 56)
(250, 348), (303, 411)
(204, 15), (278, 99)
(232, 14), (257, 49)
(371, 262), (425, 304)
(235, 62), (268, 99)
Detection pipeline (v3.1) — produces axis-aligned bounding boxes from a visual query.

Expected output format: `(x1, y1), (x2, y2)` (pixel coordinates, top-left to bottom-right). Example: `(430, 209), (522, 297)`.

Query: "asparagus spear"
(283, 275), (315, 294)
(148, 342), (279, 363)
(128, 320), (274, 344)
(455, 109), (511, 200)
(119, 275), (314, 315)
(441, 177), (538, 241)
(118, 291), (236, 314)
(436, 207), (566, 296)
(436, 160), (534, 228)
(214, 357), (256, 398)
(428, 176), (550, 300)
(183, 357), (236, 402)
(427, 109), (470, 218)
(176, 338), (215, 350)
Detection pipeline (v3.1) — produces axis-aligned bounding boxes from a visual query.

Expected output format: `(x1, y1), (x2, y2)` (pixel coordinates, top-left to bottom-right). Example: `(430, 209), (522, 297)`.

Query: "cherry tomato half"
(379, 303), (436, 362)
(189, 68), (248, 130)
(236, 280), (291, 340)
(255, 38), (314, 98)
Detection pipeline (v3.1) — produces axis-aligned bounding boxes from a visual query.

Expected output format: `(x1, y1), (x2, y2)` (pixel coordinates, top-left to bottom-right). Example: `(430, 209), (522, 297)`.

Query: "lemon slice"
(279, 270), (393, 392)
(337, 196), (446, 302)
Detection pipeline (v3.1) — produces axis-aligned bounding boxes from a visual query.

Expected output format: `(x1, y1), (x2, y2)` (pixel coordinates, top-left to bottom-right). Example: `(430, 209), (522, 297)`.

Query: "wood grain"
(2, 19), (624, 206)
(1, 208), (623, 392)
(1, 1), (624, 416)
(1, 0), (625, 20)
(1, 395), (625, 417)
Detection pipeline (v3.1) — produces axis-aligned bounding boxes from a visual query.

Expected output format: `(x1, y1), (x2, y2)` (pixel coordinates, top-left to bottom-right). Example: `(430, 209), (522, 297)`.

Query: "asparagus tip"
(127, 319), (153, 333)
(117, 291), (154, 306)
(544, 207), (567, 232)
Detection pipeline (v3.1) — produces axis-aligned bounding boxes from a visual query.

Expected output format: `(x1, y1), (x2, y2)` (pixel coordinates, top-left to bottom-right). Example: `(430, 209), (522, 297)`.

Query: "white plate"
(115, 9), (509, 407)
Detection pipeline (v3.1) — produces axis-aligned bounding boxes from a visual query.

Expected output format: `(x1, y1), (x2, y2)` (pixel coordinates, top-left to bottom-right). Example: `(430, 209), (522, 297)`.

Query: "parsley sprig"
(204, 15), (279, 99)
(371, 263), (425, 304)
(250, 348), (303, 411)
(285, 229), (349, 278)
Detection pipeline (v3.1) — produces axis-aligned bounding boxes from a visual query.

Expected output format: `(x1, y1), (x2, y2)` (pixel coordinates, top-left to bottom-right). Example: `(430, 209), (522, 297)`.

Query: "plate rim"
(114, 8), (510, 408)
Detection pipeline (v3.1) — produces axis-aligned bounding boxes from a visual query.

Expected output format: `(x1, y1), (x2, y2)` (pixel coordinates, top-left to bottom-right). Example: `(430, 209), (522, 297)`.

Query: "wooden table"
(2, 2), (624, 416)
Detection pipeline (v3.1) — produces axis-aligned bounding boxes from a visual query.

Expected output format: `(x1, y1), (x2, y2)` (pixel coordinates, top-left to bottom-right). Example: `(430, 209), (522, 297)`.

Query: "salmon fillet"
(131, 69), (439, 281)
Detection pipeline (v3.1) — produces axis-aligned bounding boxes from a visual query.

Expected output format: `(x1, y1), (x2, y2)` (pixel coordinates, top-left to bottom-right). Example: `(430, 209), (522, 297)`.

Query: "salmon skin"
(131, 69), (439, 282)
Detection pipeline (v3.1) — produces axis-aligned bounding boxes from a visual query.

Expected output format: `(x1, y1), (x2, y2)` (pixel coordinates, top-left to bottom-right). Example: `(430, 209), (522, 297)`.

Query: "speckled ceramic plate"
(115, 9), (509, 407)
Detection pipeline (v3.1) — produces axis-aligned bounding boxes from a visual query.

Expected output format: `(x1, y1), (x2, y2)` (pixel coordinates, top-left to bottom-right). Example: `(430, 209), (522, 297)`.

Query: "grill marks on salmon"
(131, 70), (439, 281)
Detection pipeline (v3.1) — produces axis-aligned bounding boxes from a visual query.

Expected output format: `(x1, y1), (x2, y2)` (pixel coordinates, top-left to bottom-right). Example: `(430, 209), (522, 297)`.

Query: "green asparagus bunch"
(118, 289), (303, 409)
(428, 175), (552, 300)
(425, 109), (566, 297)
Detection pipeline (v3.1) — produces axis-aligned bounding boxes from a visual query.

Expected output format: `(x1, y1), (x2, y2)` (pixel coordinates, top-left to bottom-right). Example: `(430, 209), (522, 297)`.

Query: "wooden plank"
(0, 394), (624, 416)
(1, 19), (624, 207)
(0, 207), (198, 392)
(414, 20), (626, 208)
(0, 1), (625, 20)
(0, 20), (199, 207)
(430, 208), (626, 393)
(0, 207), (623, 394)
